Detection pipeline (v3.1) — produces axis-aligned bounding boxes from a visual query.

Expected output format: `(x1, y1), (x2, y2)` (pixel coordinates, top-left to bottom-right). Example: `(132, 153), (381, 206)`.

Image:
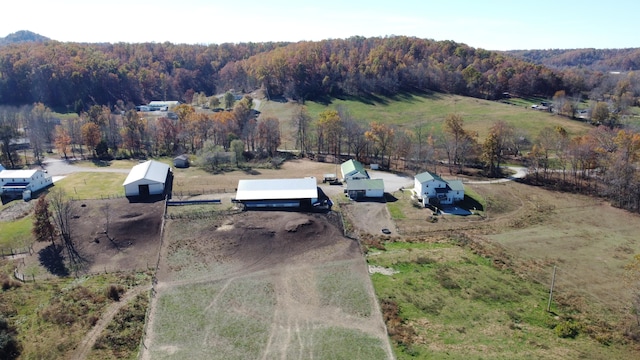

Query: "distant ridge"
(0, 30), (50, 46)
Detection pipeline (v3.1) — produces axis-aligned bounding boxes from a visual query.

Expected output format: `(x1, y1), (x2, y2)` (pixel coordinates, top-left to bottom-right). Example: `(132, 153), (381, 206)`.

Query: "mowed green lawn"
(52, 172), (127, 199)
(0, 215), (32, 250)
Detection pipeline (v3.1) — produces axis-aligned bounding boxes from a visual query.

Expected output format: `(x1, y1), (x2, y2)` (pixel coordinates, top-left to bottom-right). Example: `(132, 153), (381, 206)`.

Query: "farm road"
(42, 157), (130, 182)
(70, 284), (151, 360)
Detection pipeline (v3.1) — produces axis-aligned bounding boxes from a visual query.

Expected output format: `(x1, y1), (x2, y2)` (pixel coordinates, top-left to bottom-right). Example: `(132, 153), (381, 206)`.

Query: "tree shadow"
(91, 159), (111, 167)
(460, 195), (484, 211)
(38, 244), (69, 277)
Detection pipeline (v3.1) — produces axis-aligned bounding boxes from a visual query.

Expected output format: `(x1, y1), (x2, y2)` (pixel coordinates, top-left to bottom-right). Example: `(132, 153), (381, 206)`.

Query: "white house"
(414, 171), (464, 206)
(0, 163), (5, 172)
(148, 101), (180, 111)
(340, 159), (369, 181)
(123, 160), (171, 197)
(345, 178), (385, 199)
(0, 169), (53, 198)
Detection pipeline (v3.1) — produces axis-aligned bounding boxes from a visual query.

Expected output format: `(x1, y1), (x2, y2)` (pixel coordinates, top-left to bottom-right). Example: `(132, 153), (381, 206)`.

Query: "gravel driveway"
(42, 158), (130, 182)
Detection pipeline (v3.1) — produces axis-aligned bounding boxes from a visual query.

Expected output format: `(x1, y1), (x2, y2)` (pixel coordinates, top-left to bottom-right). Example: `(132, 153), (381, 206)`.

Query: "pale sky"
(3, 0), (639, 50)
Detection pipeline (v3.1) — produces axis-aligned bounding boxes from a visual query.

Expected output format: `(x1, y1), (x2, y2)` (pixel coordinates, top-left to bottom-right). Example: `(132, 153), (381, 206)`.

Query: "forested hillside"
(0, 36), (571, 111)
(0, 30), (49, 46)
(506, 48), (640, 71)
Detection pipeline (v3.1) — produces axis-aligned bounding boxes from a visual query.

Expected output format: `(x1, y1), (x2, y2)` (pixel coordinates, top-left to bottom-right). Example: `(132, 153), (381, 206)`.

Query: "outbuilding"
(0, 169), (53, 199)
(235, 177), (331, 210)
(340, 159), (369, 181)
(173, 154), (190, 168)
(345, 178), (385, 199)
(123, 160), (172, 198)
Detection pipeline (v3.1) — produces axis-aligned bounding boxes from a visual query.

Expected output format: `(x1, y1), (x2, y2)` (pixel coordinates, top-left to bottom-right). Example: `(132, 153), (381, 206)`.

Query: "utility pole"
(547, 265), (557, 312)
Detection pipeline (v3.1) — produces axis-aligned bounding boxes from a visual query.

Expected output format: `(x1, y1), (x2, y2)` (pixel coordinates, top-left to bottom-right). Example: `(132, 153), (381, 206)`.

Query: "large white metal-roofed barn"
(0, 169), (53, 200)
(235, 177), (331, 210)
(123, 160), (172, 198)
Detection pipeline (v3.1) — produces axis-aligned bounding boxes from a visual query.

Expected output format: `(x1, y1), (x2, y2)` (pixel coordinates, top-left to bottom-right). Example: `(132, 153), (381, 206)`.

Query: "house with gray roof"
(414, 171), (464, 206)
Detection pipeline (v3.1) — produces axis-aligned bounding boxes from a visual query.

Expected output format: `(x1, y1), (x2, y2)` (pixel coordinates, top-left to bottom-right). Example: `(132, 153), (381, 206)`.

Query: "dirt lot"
(22, 198), (165, 276)
(142, 210), (394, 359)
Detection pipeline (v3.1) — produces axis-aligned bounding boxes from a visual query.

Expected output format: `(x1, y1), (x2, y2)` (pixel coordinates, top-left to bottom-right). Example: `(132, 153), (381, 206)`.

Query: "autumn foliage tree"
(54, 125), (71, 158)
(316, 110), (342, 160)
(442, 114), (477, 173)
(32, 195), (56, 246)
(365, 122), (395, 168)
(257, 117), (281, 157)
(81, 122), (101, 158)
(482, 121), (514, 177)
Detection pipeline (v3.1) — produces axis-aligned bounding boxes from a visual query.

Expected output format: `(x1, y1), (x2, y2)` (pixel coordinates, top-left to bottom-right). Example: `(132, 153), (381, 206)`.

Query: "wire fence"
(67, 193), (127, 201)
(0, 245), (34, 258)
(171, 188), (235, 197)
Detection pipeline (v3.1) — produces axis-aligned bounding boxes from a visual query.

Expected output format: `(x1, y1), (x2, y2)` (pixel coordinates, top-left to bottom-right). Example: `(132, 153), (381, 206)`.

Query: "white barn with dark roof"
(123, 160), (171, 197)
(235, 178), (331, 210)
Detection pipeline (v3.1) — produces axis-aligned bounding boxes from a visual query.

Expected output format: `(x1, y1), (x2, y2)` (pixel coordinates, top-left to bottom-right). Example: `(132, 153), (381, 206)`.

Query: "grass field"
(52, 172), (127, 199)
(364, 178), (640, 358)
(300, 93), (593, 142)
(0, 215), (32, 250)
(368, 241), (638, 359)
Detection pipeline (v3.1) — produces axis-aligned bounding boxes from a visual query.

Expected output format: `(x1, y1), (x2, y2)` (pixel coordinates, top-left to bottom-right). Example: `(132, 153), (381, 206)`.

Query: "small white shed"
(123, 160), (171, 197)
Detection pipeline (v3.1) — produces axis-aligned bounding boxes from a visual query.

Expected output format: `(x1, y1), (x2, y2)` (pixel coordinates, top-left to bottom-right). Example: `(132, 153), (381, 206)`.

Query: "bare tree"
(49, 189), (81, 266)
(293, 106), (312, 156)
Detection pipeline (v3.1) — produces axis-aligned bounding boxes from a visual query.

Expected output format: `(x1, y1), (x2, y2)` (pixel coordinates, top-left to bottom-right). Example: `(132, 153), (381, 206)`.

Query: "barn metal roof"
(0, 169), (39, 179)
(235, 178), (318, 201)
(123, 160), (170, 186)
(345, 178), (385, 191)
(341, 159), (367, 177)
(447, 180), (464, 192)
(414, 171), (445, 184)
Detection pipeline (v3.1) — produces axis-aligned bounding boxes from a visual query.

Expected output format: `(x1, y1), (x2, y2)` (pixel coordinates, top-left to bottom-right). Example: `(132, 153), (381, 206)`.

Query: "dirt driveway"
(342, 200), (398, 237)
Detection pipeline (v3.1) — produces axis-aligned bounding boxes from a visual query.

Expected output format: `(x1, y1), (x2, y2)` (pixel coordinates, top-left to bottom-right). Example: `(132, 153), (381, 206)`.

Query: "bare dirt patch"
(343, 201), (398, 237)
(22, 198), (164, 276)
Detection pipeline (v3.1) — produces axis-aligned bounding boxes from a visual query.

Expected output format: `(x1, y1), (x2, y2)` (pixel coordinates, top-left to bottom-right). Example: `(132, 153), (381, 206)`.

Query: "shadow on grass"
(460, 195), (484, 211)
(91, 159), (112, 167)
(242, 168), (262, 175)
(38, 244), (69, 277)
(384, 193), (399, 203)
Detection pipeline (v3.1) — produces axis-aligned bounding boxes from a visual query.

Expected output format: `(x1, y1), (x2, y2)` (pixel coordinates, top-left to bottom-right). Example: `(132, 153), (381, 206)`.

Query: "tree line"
(0, 96), (282, 168)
